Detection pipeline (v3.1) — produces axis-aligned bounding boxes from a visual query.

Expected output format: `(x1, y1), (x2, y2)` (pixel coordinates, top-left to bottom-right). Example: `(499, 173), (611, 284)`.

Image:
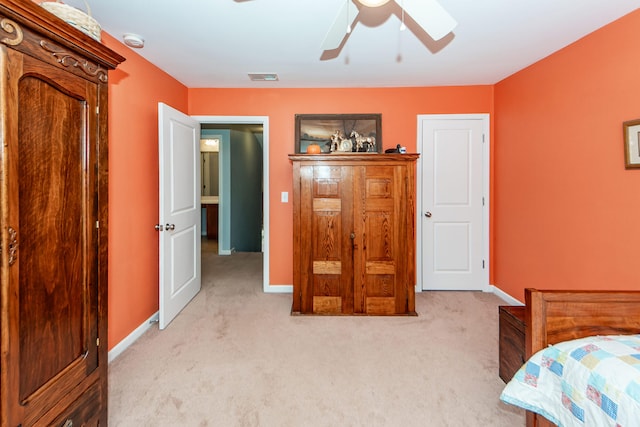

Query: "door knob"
(166, 223), (176, 231)
(425, 212), (432, 218)
(154, 224), (164, 231)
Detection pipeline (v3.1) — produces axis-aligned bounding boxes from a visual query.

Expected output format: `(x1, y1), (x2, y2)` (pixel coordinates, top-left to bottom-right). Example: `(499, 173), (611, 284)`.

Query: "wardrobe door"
(4, 51), (101, 426)
(299, 164), (354, 314)
(353, 164), (410, 314)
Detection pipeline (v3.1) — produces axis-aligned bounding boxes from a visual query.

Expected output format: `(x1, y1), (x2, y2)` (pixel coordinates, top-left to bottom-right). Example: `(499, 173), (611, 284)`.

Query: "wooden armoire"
(289, 153), (419, 315)
(0, 1), (124, 425)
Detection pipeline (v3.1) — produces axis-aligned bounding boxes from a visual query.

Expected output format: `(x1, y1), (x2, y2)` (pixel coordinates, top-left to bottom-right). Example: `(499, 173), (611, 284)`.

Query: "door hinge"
(96, 220), (100, 229)
(96, 105), (100, 115)
(482, 260), (485, 269)
(482, 133), (485, 143)
(482, 197), (485, 206)
(96, 338), (100, 347)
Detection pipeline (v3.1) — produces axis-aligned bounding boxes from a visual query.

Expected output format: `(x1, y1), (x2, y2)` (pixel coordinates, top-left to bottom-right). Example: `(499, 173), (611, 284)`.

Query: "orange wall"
(493, 10), (640, 302)
(102, 33), (189, 349)
(188, 87), (494, 285)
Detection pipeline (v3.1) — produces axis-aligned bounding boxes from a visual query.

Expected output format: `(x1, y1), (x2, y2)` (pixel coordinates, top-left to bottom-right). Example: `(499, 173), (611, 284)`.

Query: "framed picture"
(294, 114), (382, 153)
(623, 119), (640, 169)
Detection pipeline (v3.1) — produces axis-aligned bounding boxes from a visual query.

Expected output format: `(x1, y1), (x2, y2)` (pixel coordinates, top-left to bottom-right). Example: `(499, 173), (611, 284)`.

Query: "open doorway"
(200, 123), (263, 254)
(193, 115), (272, 293)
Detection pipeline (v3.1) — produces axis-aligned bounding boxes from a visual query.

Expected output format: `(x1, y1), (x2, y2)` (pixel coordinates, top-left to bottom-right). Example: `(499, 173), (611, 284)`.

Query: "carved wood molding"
(8, 226), (17, 266)
(1, 226), (18, 266)
(40, 40), (108, 83)
(0, 17), (23, 46)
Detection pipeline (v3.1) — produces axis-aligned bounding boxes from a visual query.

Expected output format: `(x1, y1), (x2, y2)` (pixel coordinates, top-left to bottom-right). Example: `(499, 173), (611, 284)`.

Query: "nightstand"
(499, 305), (526, 383)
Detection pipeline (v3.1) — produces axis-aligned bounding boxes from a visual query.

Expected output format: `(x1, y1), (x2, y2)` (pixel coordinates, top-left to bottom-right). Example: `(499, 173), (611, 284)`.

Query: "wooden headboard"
(524, 288), (640, 427)
(525, 288), (640, 357)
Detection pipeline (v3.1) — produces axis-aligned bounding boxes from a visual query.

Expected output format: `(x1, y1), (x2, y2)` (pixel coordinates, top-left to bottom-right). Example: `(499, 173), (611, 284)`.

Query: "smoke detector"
(123, 33), (145, 48)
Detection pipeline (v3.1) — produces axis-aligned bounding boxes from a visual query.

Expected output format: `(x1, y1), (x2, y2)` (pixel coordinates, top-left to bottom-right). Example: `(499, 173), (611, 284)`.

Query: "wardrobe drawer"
(45, 381), (103, 427)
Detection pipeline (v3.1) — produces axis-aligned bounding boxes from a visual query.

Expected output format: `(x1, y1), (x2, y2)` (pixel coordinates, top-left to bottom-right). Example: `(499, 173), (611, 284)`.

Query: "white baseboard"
(490, 285), (524, 306)
(108, 311), (158, 363)
(264, 284), (293, 293)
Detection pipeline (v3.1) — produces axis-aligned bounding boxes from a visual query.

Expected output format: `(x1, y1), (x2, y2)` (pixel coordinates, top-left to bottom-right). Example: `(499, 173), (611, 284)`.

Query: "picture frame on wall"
(623, 119), (640, 169)
(294, 114), (382, 153)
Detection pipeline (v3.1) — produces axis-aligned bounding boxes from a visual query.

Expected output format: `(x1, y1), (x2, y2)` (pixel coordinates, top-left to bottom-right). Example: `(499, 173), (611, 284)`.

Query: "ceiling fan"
(321, 0), (457, 51)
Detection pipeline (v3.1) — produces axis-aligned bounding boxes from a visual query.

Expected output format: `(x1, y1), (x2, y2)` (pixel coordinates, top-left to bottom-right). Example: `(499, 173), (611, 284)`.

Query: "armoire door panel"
(365, 297), (396, 315)
(313, 296), (342, 314)
(313, 273), (342, 294)
(313, 261), (341, 275)
(364, 198), (395, 212)
(365, 178), (393, 198)
(313, 166), (341, 188)
(12, 52), (99, 423)
(365, 274), (395, 297)
(314, 178), (341, 197)
(365, 261), (396, 275)
(363, 212), (394, 259)
(313, 198), (341, 212)
(18, 74), (92, 400)
(312, 211), (342, 259)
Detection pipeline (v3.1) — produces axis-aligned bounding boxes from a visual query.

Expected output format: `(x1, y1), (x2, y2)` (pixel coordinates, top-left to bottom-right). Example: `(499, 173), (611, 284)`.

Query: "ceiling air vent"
(248, 73), (279, 82)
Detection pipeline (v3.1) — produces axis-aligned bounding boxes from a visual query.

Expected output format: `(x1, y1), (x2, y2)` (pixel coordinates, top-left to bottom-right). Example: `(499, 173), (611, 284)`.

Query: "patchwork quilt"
(500, 334), (640, 427)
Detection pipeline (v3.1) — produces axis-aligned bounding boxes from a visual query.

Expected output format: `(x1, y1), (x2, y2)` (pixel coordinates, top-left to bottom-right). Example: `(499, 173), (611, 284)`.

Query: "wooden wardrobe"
(290, 153), (419, 315)
(0, 1), (124, 425)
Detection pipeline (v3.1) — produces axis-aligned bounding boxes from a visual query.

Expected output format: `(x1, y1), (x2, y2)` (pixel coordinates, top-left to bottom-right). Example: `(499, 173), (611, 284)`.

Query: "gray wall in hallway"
(230, 128), (262, 252)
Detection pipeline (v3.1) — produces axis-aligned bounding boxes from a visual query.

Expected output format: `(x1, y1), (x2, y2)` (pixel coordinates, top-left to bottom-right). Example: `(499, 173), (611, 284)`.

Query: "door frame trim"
(416, 114), (490, 292)
(192, 115), (278, 293)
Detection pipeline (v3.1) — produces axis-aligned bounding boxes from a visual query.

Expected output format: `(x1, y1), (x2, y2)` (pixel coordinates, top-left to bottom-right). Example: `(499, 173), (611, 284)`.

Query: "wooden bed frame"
(524, 288), (640, 427)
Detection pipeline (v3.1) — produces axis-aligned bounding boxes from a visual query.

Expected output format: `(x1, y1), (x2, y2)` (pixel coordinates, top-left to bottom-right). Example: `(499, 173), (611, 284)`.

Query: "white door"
(158, 103), (201, 329)
(419, 115), (488, 291)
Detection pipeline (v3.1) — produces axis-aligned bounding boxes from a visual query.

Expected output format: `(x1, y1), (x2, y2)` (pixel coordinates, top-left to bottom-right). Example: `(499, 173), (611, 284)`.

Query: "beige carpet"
(108, 250), (525, 426)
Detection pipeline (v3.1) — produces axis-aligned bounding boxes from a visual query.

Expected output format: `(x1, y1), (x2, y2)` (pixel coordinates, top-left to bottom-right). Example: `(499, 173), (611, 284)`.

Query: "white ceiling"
(63, 0), (639, 88)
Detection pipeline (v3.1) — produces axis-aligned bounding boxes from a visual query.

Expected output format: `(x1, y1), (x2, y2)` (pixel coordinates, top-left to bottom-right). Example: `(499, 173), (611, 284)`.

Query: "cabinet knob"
(166, 224), (176, 231)
(154, 224), (164, 231)
(425, 211), (432, 218)
(350, 232), (355, 240)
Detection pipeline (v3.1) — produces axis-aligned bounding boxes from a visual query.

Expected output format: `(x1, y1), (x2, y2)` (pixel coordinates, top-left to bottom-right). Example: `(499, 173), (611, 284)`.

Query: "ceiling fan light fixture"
(358, 0), (391, 7)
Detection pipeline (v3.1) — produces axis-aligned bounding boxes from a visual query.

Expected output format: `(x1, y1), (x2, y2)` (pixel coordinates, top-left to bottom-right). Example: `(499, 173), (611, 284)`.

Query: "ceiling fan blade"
(321, 0), (360, 50)
(398, 0), (457, 41)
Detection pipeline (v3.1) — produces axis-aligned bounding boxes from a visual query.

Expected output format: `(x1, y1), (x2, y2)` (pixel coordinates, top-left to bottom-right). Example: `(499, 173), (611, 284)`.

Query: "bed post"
(525, 289), (555, 427)
(524, 288), (546, 358)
